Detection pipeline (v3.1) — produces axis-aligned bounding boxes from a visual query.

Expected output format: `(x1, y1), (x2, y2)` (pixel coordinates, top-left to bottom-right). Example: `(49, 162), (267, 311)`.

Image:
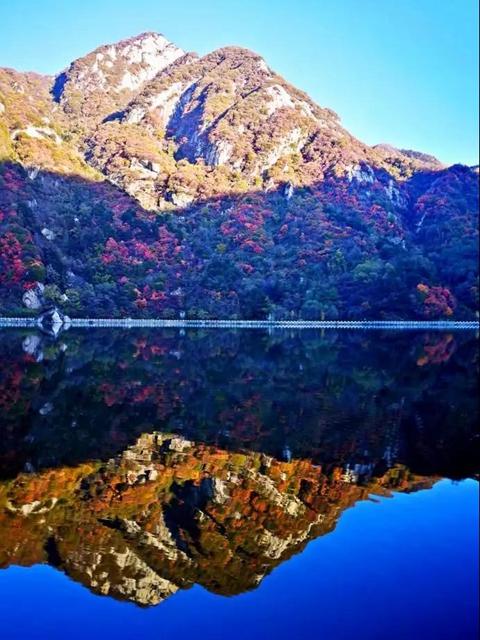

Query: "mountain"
(0, 32), (478, 319)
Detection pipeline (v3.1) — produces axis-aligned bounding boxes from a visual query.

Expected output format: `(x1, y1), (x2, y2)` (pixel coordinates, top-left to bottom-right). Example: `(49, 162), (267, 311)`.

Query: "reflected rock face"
(0, 329), (478, 606)
(0, 432), (436, 606)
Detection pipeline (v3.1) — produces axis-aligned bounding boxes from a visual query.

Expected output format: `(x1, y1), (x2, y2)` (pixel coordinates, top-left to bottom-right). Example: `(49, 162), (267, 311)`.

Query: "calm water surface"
(0, 328), (478, 639)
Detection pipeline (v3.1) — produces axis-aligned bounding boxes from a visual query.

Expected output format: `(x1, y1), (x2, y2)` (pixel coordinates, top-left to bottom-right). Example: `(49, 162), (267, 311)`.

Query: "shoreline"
(0, 317), (478, 331)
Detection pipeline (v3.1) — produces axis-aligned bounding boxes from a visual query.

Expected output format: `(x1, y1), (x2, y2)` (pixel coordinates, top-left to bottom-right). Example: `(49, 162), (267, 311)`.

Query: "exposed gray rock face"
(41, 227), (56, 240)
(346, 163), (376, 184)
(65, 539), (179, 606)
(39, 402), (53, 416)
(22, 334), (43, 361)
(204, 140), (234, 166)
(22, 283), (45, 309)
(170, 191), (194, 207)
(37, 307), (70, 336)
(284, 182), (294, 199)
(45, 33), (449, 215)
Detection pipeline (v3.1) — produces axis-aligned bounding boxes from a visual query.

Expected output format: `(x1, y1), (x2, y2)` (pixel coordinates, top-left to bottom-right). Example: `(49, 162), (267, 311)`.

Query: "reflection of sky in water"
(0, 479), (477, 640)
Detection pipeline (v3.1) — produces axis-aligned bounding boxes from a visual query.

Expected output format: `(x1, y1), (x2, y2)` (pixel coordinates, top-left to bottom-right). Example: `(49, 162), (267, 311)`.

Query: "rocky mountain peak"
(52, 31), (185, 123)
(90, 39), (346, 194)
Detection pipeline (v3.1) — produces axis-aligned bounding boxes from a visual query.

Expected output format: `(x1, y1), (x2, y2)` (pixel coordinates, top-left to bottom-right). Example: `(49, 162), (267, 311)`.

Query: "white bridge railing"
(0, 317), (478, 330)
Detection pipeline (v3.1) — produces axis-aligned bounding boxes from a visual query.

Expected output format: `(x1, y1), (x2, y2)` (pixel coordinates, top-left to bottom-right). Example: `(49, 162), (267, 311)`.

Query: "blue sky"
(0, 0), (478, 165)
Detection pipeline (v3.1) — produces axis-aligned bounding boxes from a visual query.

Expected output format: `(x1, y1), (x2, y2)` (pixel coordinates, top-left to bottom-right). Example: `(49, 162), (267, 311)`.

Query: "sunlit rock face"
(52, 32), (185, 125)
(1, 30), (446, 208)
(0, 432), (436, 606)
(22, 282), (44, 309)
(82, 42), (445, 208)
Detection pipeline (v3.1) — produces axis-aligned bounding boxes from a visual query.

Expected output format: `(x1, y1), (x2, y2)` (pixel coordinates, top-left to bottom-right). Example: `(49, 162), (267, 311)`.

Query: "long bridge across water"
(0, 317), (479, 331)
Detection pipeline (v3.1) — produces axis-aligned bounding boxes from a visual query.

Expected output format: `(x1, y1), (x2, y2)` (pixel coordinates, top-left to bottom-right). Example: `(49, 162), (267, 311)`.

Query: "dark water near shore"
(0, 328), (478, 639)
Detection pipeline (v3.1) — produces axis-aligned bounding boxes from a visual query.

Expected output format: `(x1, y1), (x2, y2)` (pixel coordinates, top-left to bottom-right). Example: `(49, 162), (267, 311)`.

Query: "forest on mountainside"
(0, 33), (478, 319)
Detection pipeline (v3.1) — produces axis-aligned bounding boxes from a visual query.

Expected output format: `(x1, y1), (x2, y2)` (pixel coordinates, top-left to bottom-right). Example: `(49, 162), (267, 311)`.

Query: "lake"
(0, 327), (478, 639)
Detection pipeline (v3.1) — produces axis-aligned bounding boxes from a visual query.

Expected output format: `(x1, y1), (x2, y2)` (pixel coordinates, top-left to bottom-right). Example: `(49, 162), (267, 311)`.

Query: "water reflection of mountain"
(0, 329), (478, 606)
(0, 431), (439, 606)
(0, 329), (477, 478)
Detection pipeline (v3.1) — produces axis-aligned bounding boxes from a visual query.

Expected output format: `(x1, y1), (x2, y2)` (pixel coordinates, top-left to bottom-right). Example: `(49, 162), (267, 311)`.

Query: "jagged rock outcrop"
(52, 32), (185, 127)
(0, 326), (477, 604)
(80, 41), (446, 208)
(0, 432), (438, 606)
(22, 282), (44, 309)
(0, 31), (448, 208)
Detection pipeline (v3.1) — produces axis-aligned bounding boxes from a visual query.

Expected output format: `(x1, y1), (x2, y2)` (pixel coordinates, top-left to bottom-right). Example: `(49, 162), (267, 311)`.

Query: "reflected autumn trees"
(0, 328), (478, 605)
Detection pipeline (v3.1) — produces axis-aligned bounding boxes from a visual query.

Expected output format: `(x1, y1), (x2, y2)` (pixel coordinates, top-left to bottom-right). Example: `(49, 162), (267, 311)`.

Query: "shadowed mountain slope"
(0, 161), (477, 319)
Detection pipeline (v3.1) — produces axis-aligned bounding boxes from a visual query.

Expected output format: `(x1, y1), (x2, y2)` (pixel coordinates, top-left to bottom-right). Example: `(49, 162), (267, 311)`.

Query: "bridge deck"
(1, 317), (478, 330)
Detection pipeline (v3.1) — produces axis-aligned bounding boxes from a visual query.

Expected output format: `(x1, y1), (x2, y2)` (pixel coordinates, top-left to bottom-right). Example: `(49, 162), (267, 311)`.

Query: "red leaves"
(219, 204), (268, 256)
(134, 285), (167, 311)
(239, 262), (255, 274)
(242, 239), (263, 254)
(416, 283), (457, 317)
(417, 333), (456, 366)
(0, 232), (26, 285)
(101, 227), (179, 268)
(150, 290), (166, 302)
(135, 297), (148, 309)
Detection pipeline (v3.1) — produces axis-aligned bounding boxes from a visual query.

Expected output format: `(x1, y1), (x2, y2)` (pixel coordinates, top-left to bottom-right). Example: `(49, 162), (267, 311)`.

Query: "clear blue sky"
(0, 0), (478, 165)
